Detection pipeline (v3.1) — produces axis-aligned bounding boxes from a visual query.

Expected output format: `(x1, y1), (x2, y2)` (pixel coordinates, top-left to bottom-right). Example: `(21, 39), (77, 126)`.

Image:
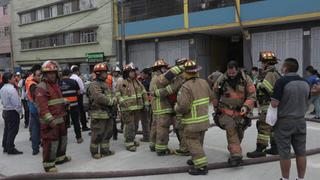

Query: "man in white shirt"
(70, 65), (90, 131)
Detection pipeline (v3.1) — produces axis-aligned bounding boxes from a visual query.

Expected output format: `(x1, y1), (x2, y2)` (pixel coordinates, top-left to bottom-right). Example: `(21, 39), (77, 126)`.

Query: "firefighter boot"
(55, 156), (72, 165)
(187, 159), (194, 165)
(265, 144), (278, 155)
(157, 148), (172, 156)
(247, 144), (267, 158)
(228, 156), (243, 167)
(188, 166), (208, 175)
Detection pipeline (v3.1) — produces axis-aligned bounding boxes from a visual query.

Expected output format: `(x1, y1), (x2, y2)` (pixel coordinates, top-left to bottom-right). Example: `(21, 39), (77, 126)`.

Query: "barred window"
(80, 29), (97, 43)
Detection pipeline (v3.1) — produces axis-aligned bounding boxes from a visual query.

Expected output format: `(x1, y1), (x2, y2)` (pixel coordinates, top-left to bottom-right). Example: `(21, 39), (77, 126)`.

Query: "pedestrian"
(116, 63), (149, 152)
(18, 72), (30, 129)
(70, 65), (90, 131)
(305, 66), (320, 119)
(271, 58), (310, 180)
(0, 72), (23, 155)
(25, 64), (42, 155)
(35, 61), (71, 172)
(59, 69), (83, 144)
(175, 59), (213, 175)
(247, 51), (281, 158)
(213, 61), (256, 167)
(87, 63), (115, 159)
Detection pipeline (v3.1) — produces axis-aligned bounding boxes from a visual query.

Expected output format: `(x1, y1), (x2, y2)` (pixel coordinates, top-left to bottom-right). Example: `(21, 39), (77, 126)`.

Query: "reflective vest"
(106, 74), (113, 88)
(25, 75), (37, 101)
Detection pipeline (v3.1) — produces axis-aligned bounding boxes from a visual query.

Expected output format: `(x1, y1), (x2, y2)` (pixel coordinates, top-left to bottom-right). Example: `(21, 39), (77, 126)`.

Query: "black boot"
(247, 144), (267, 158)
(265, 145), (278, 155)
(228, 156), (243, 167)
(149, 146), (155, 152)
(157, 149), (171, 156)
(188, 166), (208, 175)
(186, 159), (194, 165)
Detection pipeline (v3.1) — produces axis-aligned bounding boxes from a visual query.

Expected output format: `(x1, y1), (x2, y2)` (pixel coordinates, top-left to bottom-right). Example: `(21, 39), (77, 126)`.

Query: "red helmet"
(93, 63), (108, 73)
(42, 60), (58, 72)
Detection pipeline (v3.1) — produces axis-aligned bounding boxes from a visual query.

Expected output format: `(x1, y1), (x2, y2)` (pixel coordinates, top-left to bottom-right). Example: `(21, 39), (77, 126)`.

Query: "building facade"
(0, 0), (11, 72)
(116, 0), (320, 77)
(11, 0), (116, 74)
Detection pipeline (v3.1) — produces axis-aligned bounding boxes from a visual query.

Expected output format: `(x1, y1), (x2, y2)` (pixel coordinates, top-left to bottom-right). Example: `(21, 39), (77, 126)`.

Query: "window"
(64, 32), (74, 45)
(37, 9), (45, 21)
(80, 29), (97, 43)
(4, 27), (9, 36)
(50, 5), (58, 17)
(63, 2), (72, 15)
(21, 13), (32, 24)
(21, 28), (97, 50)
(3, 4), (8, 15)
(80, 0), (96, 10)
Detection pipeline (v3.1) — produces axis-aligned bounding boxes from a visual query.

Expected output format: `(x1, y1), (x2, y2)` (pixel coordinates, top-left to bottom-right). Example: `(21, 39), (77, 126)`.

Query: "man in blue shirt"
(305, 66), (320, 119)
(0, 72), (23, 155)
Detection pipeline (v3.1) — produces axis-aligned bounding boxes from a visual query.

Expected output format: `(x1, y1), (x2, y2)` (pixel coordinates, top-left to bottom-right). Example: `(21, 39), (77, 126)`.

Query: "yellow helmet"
(184, 59), (202, 73)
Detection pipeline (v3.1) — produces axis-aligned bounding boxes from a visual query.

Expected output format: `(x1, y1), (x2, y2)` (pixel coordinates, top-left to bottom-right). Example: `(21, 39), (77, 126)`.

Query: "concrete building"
(116, 0), (320, 77)
(0, 0), (11, 72)
(11, 0), (116, 74)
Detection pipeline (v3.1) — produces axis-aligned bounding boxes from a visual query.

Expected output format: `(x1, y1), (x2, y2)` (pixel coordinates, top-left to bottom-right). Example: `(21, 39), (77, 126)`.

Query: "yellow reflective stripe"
(42, 113), (53, 122)
(91, 112), (109, 119)
(56, 155), (66, 162)
(43, 162), (55, 168)
(155, 144), (168, 150)
(192, 97), (209, 105)
(101, 143), (109, 148)
(193, 157), (208, 166)
(171, 66), (181, 74)
(182, 115), (209, 124)
(153, 108), (173, 115)
(258, 134), (270, 141)
(155, 89), (160, 97)
(120, 94), (143, 101)
(121, 105), (144, 111)
(262, 79), (273, 93)
(90, 144), (98, 148)
(48, 98), (65, 106)
(166, 85), (173, 95)
(125, 142), (135, 147)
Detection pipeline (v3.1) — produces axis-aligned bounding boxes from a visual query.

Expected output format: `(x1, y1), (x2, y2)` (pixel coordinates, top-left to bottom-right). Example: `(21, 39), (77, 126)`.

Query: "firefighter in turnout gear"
(213, 61), (256, 167)
(35, 61), (71, 173)
(175, 60), (213, 175)
(87, 63), (115, 159)
(149, 59), (184, 155)
(247, 51), (281, 158)
(116, 63), (149, 152)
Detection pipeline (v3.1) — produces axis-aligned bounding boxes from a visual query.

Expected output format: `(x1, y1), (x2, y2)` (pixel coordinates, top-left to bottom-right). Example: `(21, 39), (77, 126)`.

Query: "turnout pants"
(153, 114), (173, 152)
(185, 130), (207, 168)
(122, 110), (142, 148)
(219, 114), (244, 157)
(41, 122), (67, 171)
(256, 112), (274, 147)
(90, 118), (113, 155)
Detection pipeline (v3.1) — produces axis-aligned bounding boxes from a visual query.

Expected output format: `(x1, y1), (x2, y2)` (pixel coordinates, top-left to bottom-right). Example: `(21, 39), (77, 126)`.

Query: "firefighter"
(213, 61), (256, 167)
(247, 51), (281, 158)
(175, 60), (213, 175)
(115, 63), (149, 152)
(35, 61), (71, 173)
(149, 60), (185, 155)
(87, 63), (115, 159)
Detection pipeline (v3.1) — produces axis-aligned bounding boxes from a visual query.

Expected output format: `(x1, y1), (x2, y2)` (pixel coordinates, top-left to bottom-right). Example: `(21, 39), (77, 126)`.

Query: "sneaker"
(32, 150), (39, 155)
(82, 127), (91, 131)
(188, 166), (208, 175)
(45, 166), (58, 173)
(186, 159), (194, 165)
(76, 138), (84, 144)
(7, 149), (23, 155)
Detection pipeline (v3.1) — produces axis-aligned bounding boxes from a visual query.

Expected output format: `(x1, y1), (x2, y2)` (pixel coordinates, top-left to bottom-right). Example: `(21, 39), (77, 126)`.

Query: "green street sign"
(86, 52), (104, 62)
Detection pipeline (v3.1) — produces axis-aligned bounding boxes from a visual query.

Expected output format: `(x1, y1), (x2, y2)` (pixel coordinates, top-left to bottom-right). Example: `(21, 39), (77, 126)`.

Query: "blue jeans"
(30, 112), (40, 153)
(309, 95), (320, 117)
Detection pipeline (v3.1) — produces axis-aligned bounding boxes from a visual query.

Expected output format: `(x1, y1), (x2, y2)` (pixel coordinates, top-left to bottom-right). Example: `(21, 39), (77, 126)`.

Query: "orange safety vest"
(26, 75), (37, 101)
(106, 74), (113, 88)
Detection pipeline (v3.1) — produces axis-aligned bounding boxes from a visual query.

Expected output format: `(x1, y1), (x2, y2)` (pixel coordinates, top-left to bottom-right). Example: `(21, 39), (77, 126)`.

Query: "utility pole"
(120, 0), (126, 67)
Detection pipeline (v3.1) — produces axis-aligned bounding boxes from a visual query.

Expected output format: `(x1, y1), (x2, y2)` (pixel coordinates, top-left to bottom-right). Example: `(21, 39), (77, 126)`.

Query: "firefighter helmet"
(113, 66), (121, 72)
(123, 63), (136, 72)
(151, 59), (169, 70)
(175, 58), (188, 66)
(259, 51), (279, 65)
(184, 59), (202, 73)
(93, 63), (108, 73)
(42, 60), (59, 72)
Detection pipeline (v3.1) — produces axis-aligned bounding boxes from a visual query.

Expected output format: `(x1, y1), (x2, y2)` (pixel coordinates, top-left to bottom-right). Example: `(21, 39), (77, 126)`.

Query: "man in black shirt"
(60, 69), (83, 144)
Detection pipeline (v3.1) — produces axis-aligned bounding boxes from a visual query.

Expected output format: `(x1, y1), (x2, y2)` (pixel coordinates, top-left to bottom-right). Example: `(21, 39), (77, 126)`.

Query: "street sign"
(86, 52), (104, 62)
